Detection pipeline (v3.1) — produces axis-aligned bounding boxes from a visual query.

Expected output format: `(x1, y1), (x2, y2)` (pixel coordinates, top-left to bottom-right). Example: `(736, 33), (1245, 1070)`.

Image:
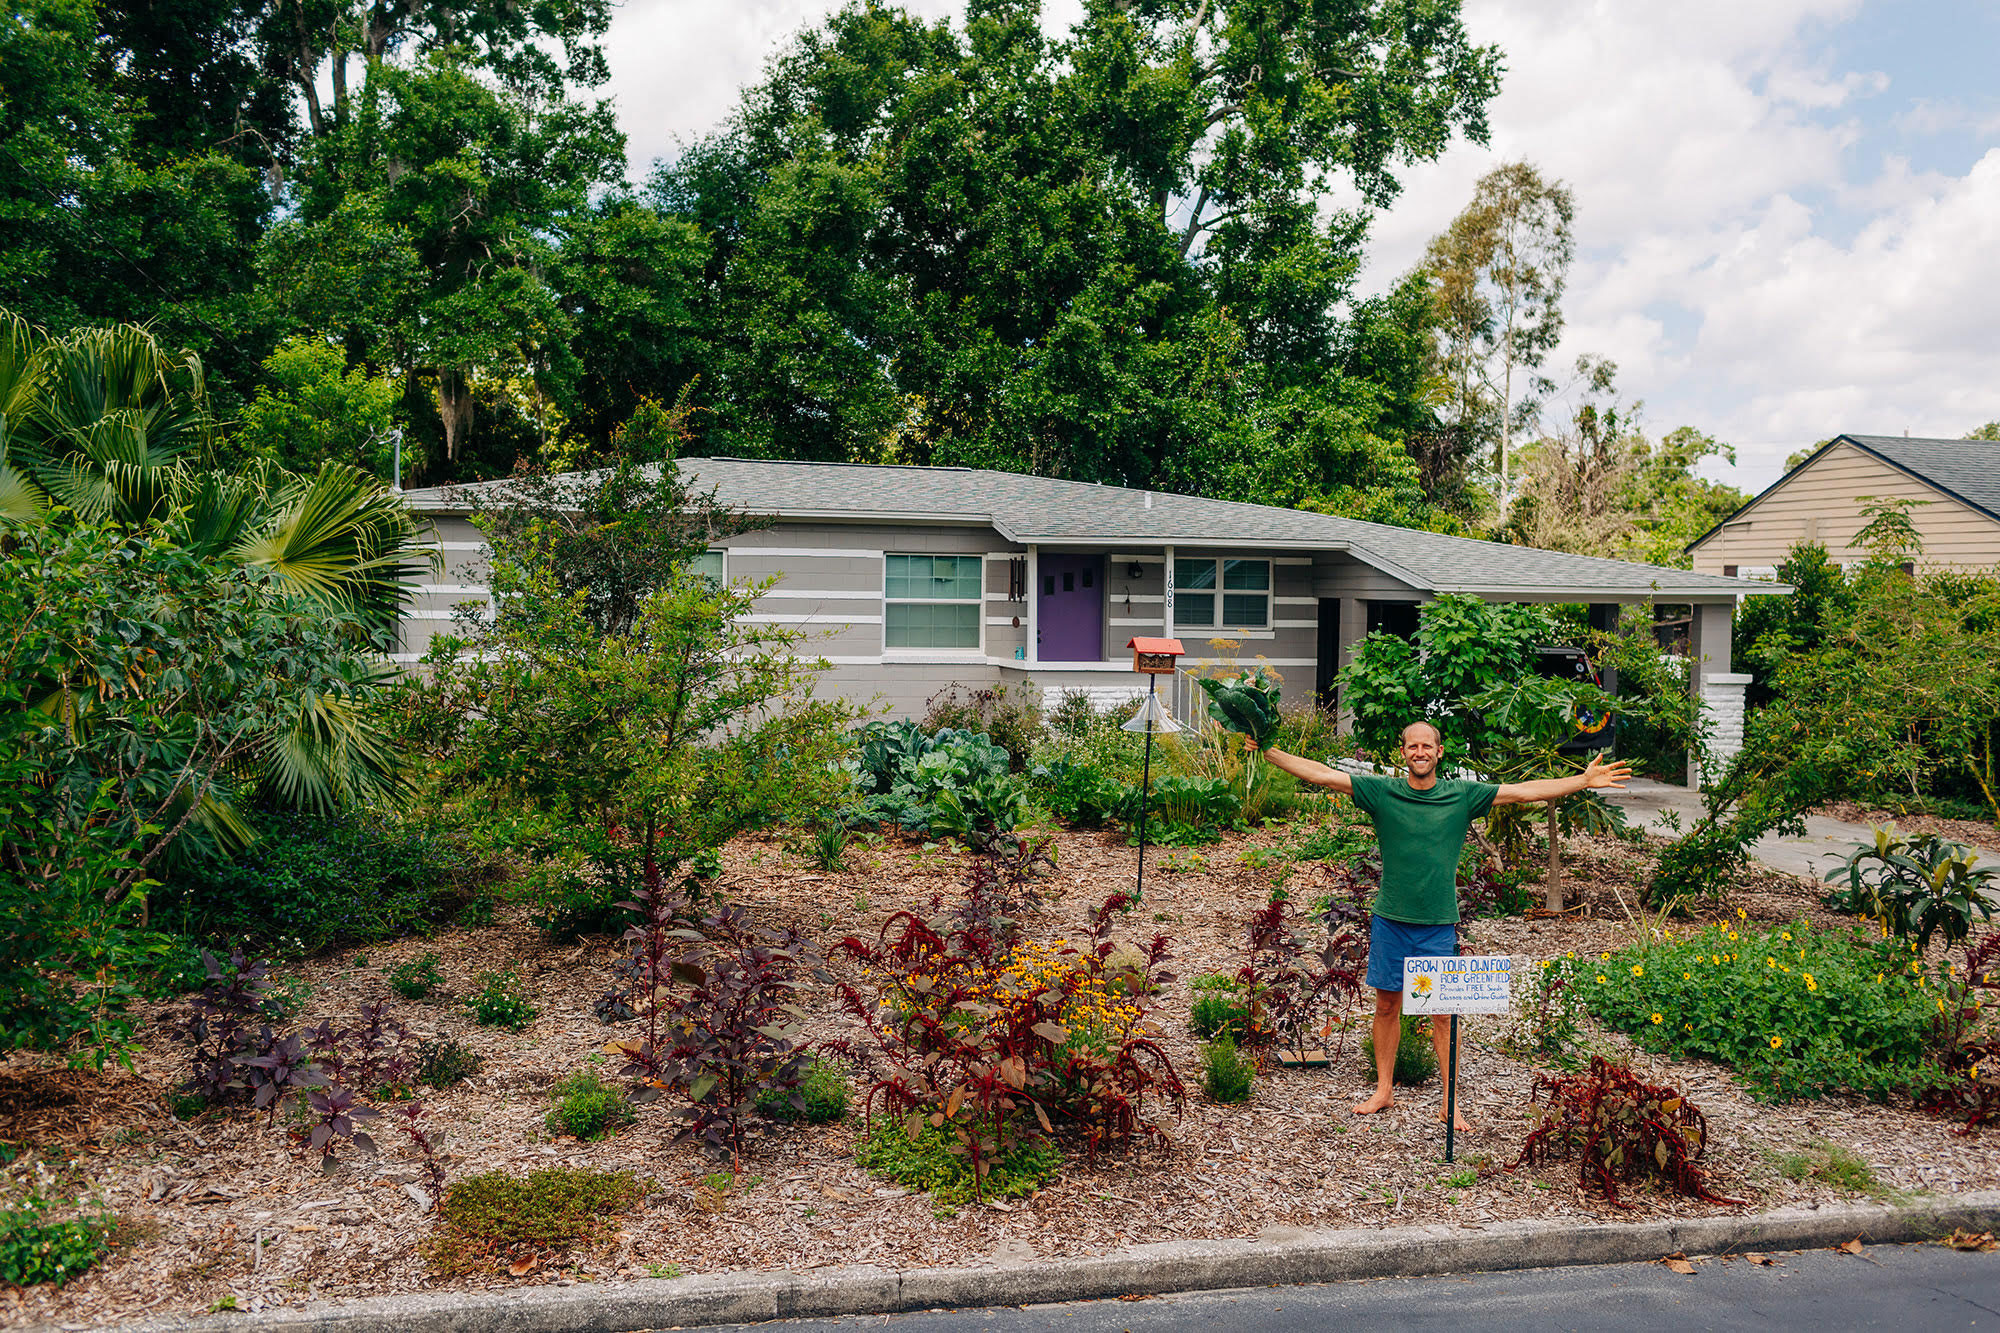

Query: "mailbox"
(1126, 636), (1185, 675)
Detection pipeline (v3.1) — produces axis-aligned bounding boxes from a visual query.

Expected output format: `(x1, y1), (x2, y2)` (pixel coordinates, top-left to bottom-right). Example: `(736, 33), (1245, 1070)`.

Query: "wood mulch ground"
(5, 824), (1997, 1327)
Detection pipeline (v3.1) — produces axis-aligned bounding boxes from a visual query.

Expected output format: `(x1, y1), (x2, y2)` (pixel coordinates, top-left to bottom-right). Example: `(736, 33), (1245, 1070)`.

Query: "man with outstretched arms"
(1262, 722), (1630, 1127)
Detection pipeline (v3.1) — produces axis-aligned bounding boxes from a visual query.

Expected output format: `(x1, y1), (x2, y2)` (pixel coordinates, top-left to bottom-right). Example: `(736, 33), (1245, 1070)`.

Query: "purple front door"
(1038, 555), (1103, 662)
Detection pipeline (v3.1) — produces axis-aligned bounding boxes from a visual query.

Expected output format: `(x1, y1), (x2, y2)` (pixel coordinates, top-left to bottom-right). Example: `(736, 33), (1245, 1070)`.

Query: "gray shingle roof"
(1842, 435), (2000, 522)
(402, 457), (1775, 599)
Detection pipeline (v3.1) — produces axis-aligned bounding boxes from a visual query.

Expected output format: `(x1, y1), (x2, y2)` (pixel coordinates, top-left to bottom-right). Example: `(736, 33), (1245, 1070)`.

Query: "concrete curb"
(114, 1192), (2000, 1333)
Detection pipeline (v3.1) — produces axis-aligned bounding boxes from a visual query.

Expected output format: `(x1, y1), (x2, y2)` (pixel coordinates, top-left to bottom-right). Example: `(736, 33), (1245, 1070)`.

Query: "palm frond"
(234, 462), (439, 639)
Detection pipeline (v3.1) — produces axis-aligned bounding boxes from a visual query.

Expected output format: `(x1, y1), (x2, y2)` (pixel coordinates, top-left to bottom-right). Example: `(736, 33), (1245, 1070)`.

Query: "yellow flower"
(1769, 1034), (1783, 1049)
(1684, 1023), (1693, 1032)
(1596, 975), (1608, 984)
(1651, 1013), (1664, 1024)
(1939, 997), (1947, 1013)
(1804, 974), (1817, 992)
(1781, 931), (1792, 941)
(1727, 931), (1738, 940)
(1600, 952), (1611, 961)
(1683, 972), (1692, 981)
(1767, 957), (1777, 968)
(1877, 973), (1885, 984)
(1738, 908), (1747, 919)
(1631, 964), (1645, 977)
(1712, 954), (1722, 965)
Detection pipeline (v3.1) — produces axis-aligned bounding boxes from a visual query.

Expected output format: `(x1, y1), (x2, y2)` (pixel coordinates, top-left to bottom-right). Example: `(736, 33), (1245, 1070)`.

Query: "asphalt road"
(699, 1242), (2000, 1332)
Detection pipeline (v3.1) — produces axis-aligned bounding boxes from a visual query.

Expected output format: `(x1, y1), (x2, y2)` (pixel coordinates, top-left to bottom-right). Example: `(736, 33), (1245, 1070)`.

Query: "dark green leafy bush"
(845, 722), (1016, 836)
(1581, 921), (1944, 1102)
(546, 1070), (635, 1140)
(1361, 1013), (1438, 1085)
(154, 811), (468, 955)
(1031, 760), (1132, 828)
(1823, 828), (1998, 952)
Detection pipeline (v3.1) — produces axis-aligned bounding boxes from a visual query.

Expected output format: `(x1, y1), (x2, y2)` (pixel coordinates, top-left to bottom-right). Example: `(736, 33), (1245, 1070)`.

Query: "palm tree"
(1, 309), (436, 825)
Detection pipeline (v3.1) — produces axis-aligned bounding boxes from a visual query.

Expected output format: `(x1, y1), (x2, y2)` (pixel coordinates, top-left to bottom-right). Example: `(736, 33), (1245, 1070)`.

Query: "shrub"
(757, 1057), (849, 1123)
(810, 823), (850, 872)
(1362, 1014), (1439, 1085)
(415, 1037), (483, 1089)
(1188, 974), (1250, 1041)
(923, 684), (1043, 772)
(1515, 1056), (1736, 1207)
(154, 810), (467, 955)
(834, 873), (1182, 1195)
(1823, 828), (1998, 953)
(420, 1168), (648, 1276)
(854, 1119), (1060, 1215)
(389, 952), (444, 1001)
(546, 1070), (635, 1141)
(467, 969), (537, 1031)
(1030, 759), (1130, 829)
(1581, 921), (1943, 1102)
(1199, 1036), (1255, 1104)
(0, 1198), (112, 1287)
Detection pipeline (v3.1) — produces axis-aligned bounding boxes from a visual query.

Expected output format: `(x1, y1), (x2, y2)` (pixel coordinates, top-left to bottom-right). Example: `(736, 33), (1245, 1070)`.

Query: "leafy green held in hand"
(1198, 673), (1282, 751)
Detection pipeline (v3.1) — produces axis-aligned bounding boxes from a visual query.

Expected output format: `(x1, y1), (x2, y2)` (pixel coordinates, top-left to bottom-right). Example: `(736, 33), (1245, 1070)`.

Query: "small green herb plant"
(416, 1037), (483, 1088)
(467, 969), (537, 1031)
(1199, 1035), (1255, 1104)
(546, 1070), (636, 1141)
(756, 1057), (849, 1123)
(1189, 974), (1251, 1042)
(1361, 1014), (1438, 1085)
(389, 951), (444, 1001)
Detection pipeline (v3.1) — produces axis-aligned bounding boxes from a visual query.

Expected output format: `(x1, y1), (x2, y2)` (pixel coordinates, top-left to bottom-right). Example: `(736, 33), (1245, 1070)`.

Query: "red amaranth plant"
(834, 873), (1182, 1198)
(1514, 1056), (1742, 1207)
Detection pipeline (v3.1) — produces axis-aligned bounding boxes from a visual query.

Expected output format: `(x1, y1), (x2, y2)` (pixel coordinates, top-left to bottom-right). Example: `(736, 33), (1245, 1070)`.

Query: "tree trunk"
(1543, 797), (1563, 911)
(436, 369), (472, 462)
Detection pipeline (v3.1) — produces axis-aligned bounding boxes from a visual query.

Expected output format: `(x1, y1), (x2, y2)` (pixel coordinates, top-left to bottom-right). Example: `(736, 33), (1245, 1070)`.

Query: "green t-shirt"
(1348, 773), (1499, 925)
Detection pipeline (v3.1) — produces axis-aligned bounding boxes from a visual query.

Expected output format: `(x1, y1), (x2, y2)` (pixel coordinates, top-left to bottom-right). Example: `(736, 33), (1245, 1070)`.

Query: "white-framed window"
(1173, 557), (1270, 631)
(689, 549), (724, 585)
(884, 554), (984, 650)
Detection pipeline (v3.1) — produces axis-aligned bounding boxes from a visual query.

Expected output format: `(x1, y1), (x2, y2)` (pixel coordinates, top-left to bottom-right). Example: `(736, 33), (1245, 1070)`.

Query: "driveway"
(1605, 779), (1991, 880)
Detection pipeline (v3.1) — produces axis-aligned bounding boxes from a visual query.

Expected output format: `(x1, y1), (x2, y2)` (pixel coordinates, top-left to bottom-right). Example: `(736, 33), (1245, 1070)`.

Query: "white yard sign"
(1401, 955), (1513, 1014)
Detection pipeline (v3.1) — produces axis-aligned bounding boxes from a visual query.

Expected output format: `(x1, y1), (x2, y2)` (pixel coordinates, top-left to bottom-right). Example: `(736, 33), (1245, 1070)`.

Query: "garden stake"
(1135, 673), (1158, 905)
(1445, 1015), (1459, 1163)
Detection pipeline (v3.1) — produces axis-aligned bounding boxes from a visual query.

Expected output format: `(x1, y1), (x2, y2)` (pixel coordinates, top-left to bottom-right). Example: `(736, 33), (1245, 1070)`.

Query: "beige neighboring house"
(1688, 434), (2000, 576)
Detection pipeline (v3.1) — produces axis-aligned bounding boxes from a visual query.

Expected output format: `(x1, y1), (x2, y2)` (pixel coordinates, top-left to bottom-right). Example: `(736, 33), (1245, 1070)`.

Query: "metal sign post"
(1401, 954), (1514, 1162)
(1120, 637), (1184, 908)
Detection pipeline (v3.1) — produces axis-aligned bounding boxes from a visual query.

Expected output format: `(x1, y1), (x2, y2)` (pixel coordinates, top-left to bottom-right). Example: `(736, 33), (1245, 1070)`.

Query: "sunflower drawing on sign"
(1410, 973), (1435, 998)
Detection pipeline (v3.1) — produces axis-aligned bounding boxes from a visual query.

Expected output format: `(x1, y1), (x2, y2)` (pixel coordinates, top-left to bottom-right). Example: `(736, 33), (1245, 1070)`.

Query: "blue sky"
(602, 0), (2000, 492)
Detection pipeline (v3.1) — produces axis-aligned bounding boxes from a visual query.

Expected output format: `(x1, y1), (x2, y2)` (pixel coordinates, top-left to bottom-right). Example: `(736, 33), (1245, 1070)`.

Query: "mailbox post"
(1121, 637), (1184, 905)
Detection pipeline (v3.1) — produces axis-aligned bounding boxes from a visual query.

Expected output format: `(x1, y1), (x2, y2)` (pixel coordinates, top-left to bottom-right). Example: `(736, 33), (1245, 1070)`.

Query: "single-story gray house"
(396, 458), (1786, 779)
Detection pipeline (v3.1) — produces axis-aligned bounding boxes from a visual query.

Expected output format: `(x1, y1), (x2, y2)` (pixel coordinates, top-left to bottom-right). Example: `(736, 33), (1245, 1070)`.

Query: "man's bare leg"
(1429, 1014), (1471, 1131)
(1353, 988), (1401, 1115)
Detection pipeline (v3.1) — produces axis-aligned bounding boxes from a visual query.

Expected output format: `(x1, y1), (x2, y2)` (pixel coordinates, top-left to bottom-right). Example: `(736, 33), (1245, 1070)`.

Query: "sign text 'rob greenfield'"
(1400, 954), (1513, 1014)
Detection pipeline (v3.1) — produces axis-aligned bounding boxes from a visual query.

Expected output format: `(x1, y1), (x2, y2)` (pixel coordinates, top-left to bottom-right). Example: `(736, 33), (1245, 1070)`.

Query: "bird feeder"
(1121, 637), (1185, 905)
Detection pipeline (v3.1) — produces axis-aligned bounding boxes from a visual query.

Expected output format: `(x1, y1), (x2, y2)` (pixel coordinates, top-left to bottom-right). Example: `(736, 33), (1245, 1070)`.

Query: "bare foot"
(1437, 1109), (1473, 1132)
(1352, 1088), (1395, 1115)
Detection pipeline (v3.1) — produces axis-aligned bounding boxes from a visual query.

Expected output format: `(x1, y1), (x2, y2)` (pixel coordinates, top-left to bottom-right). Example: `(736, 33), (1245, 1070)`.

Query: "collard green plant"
(1824, 827), (1998, 954)
(1197, 672), (1282, 751)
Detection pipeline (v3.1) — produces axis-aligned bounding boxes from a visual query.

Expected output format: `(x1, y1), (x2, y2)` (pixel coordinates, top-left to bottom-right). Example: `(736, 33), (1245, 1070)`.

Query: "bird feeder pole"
(1122, 638), (1185, 906)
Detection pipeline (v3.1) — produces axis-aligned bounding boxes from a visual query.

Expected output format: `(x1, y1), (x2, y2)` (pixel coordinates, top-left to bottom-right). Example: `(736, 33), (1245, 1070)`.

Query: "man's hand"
(1580, 753), (1634, 790)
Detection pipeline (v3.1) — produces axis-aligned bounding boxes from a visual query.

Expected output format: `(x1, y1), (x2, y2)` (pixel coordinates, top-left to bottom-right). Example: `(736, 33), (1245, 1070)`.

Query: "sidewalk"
(120, 1194), (2000, 1333)
(1605, 779), (1990, 880)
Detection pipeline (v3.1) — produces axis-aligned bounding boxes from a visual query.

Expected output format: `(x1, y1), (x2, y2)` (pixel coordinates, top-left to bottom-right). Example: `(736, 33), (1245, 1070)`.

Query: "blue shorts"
(1366, 915), (1459, 992)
